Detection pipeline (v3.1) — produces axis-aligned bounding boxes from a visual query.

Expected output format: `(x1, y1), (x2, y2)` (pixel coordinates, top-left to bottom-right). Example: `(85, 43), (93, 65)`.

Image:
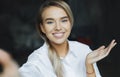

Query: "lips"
(53, 32), (64, 38)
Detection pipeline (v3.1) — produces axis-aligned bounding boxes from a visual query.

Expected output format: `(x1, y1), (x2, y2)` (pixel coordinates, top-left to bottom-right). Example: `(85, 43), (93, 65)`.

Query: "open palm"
(86, 40), (117, 64)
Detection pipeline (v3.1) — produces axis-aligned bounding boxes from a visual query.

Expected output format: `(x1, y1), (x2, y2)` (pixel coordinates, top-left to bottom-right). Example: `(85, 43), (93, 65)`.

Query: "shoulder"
(26, 42), (49, 62)
(19, 43), (54, 76)
(68, 40), (92, 56)
(69, 40), (90, 49)
(20, 42), (51, 68)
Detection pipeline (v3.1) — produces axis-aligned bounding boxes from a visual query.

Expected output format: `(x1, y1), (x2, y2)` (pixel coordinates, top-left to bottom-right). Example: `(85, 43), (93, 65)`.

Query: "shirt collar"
(68, 40), (78, 58)
(42, 40), (78, 58)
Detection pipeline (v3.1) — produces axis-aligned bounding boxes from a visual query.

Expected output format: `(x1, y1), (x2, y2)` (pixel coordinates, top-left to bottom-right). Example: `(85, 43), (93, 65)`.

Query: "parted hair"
(36, 0), (74, 77)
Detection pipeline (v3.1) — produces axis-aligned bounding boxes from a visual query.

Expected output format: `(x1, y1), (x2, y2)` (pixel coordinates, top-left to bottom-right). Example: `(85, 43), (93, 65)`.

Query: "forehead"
(42, 6), (68, 20)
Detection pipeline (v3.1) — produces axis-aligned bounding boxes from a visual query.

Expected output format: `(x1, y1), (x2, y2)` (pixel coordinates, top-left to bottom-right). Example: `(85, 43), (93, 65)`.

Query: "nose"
(55, 21), (62, 31)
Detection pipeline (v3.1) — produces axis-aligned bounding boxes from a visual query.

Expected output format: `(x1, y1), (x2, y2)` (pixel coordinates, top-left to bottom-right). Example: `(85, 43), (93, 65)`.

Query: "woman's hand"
(85, 40), (117, 77)
(86, 39), (117, 64)
(0, 49), (20, 77)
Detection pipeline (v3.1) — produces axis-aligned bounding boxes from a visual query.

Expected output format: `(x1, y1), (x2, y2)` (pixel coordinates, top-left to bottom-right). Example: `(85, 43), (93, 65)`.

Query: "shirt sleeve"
(93, 63), (102, 77)
(18, 52), (57, 77)
(19, 62), (44, 77)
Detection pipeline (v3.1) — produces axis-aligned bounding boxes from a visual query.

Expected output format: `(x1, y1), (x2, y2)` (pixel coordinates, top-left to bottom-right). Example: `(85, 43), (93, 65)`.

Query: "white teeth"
(53, 33), (64, 38)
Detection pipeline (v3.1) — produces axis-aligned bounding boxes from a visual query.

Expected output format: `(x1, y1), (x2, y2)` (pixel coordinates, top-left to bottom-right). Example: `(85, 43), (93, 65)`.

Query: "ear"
(40, 23), (46, 34)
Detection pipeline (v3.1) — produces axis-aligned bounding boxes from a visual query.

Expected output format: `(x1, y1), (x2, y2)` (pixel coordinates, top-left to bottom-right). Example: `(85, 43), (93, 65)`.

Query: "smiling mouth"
(53, 32), (64, 38)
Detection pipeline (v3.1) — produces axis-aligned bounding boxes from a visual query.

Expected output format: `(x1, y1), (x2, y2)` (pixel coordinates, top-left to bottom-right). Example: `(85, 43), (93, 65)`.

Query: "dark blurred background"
(0, 0), (119, 77)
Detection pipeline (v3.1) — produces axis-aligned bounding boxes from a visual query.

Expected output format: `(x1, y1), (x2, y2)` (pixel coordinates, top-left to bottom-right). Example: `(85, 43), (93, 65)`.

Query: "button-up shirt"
(19, 41), (101, 77)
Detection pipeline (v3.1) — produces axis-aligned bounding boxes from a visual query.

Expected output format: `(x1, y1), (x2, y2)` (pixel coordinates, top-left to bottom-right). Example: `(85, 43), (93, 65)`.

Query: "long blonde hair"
(36, 0), (74, 77)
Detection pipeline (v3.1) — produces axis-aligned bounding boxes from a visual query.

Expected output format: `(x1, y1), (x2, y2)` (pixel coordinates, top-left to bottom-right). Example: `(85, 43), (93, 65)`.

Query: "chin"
(51, 39), (67, 45)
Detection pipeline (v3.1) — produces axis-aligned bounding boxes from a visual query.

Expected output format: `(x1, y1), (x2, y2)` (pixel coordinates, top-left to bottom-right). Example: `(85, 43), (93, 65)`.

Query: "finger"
(111, 39), (117, 47)
(107, 39), (117, 51)
(104, 40), (117, 55)
(95, 45), (105, 51)
(109, 39), (117, 47)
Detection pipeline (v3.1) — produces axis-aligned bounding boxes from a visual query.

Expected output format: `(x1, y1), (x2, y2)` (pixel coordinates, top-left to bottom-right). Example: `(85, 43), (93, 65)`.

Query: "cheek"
(44, 26), (54, 33)
(64, 23), (72, 31)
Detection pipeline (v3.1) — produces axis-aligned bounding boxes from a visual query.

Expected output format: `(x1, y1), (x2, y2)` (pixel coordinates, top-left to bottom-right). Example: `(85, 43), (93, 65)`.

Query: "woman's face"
(40, 6), (71, 45)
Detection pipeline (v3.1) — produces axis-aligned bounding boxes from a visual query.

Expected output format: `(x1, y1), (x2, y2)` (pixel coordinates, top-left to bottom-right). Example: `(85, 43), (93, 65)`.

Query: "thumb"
(0, 49), (14, 68)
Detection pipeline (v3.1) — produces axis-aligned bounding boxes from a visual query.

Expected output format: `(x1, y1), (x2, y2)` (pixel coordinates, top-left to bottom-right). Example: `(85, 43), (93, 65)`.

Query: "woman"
(0, 0), (117, 77)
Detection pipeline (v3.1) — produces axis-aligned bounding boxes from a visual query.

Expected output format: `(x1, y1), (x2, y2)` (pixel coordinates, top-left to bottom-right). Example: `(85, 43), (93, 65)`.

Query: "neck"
(50, 41), (69, 57)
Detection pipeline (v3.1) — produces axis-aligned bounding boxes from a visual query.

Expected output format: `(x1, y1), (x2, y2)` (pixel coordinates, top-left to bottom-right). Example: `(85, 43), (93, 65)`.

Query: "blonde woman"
(0, 0), (117, 77)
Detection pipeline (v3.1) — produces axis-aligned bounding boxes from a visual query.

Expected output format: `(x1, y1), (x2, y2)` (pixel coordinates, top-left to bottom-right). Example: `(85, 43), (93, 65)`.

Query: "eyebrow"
(61, 16), (69, 19)
(44, 16), (69, 21)
(45, 18), (54, 22)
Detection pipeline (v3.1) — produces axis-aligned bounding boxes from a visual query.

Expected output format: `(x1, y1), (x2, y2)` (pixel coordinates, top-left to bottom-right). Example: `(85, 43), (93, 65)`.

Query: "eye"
(61, 19), (68, 23)
(46, 21), (54, 24)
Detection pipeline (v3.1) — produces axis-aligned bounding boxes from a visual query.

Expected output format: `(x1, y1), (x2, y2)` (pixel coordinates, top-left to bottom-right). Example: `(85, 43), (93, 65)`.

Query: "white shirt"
(19, 41), (101, 77)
